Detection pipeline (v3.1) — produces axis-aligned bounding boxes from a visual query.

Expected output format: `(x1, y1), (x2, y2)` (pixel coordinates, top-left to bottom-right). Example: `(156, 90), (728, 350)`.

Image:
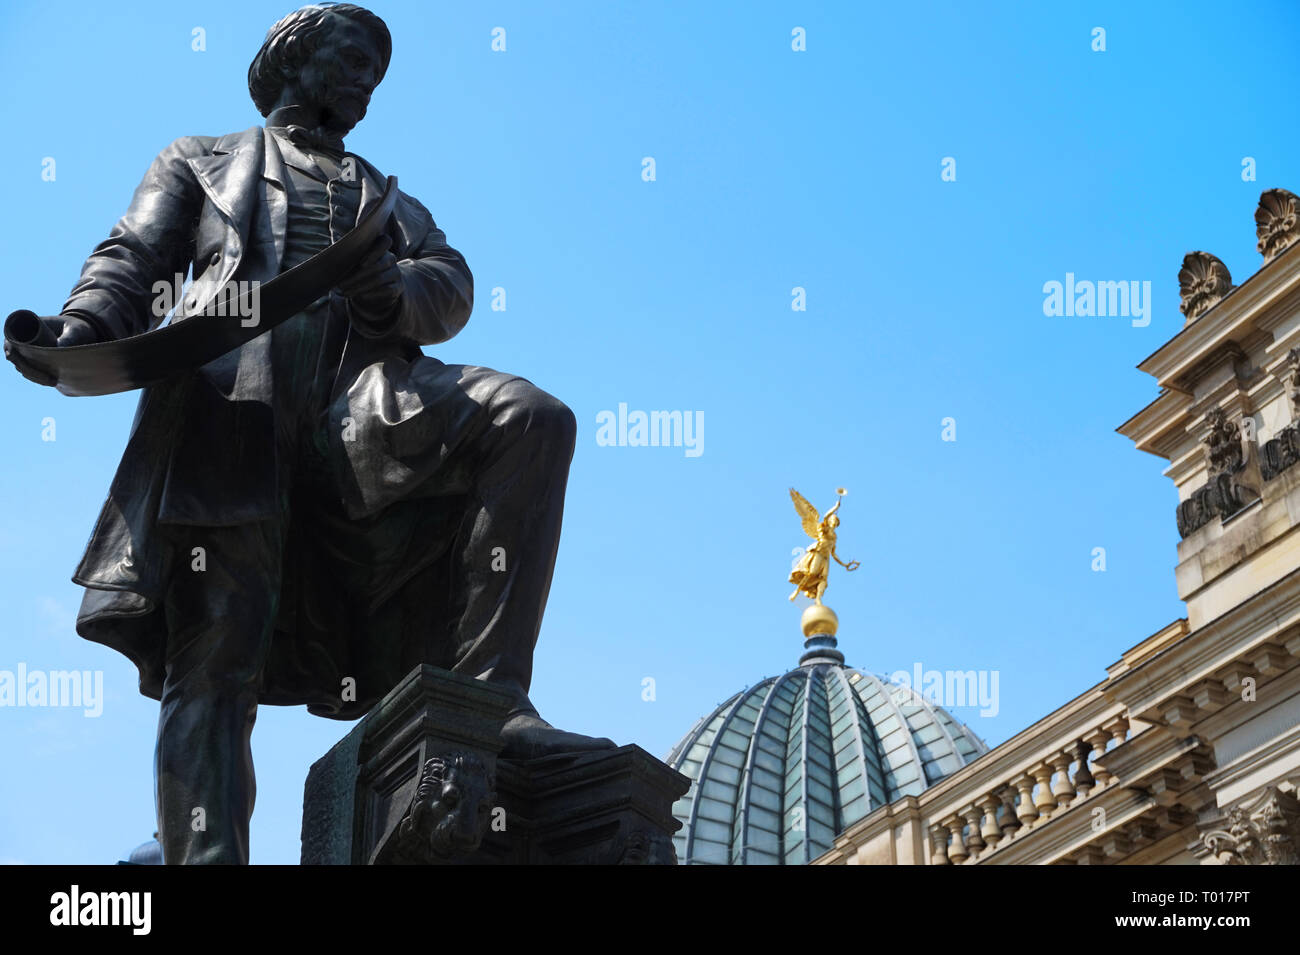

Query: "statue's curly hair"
(247, 3), (392, 117)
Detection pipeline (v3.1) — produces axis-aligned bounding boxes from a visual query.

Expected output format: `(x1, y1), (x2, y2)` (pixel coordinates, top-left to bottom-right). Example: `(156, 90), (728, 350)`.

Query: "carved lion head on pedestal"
(398, 752), (497, 861)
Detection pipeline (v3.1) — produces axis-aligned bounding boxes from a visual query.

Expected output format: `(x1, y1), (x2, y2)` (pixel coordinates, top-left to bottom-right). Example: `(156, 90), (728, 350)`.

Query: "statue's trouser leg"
(439, 377), (577, 714)
(154, 521), (281, 865)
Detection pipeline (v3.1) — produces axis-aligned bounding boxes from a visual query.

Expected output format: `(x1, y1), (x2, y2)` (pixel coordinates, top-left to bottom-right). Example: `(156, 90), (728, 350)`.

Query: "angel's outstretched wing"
(789, 487), (821, 539)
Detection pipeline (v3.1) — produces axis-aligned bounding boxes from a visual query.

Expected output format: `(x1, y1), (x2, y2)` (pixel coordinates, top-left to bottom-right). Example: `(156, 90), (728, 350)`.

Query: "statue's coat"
(67, 126), (480, 717)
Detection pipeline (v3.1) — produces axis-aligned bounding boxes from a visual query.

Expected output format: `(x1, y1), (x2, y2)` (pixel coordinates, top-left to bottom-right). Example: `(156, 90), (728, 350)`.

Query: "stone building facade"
(816, 189), (1300, 866)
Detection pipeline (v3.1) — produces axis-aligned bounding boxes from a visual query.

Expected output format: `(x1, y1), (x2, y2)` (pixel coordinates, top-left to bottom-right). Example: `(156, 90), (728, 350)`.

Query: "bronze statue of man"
(4, 3), (612, 864)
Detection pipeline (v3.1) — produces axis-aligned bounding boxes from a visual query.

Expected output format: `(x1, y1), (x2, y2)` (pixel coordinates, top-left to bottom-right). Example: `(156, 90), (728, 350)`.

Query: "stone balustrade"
(924, 713), (1133, 865)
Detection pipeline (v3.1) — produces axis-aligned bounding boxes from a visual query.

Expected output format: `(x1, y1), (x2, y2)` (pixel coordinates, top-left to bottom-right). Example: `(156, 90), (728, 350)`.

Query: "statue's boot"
(500, 711), (617, 760)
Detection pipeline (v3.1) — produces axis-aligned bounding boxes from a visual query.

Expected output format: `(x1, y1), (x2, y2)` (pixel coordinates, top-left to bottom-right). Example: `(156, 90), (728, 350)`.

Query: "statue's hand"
(338, 233), (403, 337)
(53, 315), (101, 347)
(3, 313), (100, 387)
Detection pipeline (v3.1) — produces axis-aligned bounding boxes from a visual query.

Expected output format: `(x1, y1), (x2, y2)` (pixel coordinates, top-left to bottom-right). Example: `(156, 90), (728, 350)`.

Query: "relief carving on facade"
(1176, 407), (1259, 538)
(1284, 348), (1300, 419)
(1204, 407), (1244, 475)
(1258, 349), (1300, 481)
(1200, 785), (1300, 865)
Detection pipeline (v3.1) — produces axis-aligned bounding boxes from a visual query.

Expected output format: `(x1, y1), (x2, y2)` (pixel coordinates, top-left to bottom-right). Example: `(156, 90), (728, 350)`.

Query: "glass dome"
(665, 645), (989, 865)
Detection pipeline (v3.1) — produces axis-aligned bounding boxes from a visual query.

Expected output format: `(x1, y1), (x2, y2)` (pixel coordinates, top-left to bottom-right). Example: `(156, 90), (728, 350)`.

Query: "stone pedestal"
(301, 664), (688, 865)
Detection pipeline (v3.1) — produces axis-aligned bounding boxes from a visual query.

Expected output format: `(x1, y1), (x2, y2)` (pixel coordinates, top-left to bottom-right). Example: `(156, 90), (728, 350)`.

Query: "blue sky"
(2, 0), (1297, 864)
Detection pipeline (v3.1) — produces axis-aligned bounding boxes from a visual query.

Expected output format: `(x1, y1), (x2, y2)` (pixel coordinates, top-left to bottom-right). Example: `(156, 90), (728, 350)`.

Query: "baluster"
(999, 786), (1022, 841)
(1032, 762), (1057, 820)
(962, 805), (985, 856)
(1105, 716), (1129, 749)
(1050, 750), (1076, 810)
(1086, 728), (1112, 788)
(930, 823), (951, 866)
(1015, 773), (1039, 828)
(1071, 739), (1095, 798)
(944, 815), (968, 864)
(979, 794), (1003, 849)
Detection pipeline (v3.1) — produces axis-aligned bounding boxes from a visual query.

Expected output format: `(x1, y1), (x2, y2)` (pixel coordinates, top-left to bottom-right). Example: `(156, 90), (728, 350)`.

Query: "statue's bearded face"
(291, 14), (384, 135)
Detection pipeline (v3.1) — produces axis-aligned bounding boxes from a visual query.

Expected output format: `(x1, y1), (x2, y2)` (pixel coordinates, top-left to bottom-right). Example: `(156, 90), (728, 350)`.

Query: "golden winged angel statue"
(788, 487), (860, 604)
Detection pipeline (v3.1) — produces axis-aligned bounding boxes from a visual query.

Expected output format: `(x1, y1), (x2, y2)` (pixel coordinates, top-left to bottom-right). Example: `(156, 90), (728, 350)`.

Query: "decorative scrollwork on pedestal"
(1178, 252), (1234, 323)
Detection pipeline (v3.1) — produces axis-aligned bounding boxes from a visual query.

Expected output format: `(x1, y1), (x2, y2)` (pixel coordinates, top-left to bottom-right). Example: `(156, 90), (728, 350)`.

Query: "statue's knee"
(540, 394), (578, 451)
(494, 379), (577, 451)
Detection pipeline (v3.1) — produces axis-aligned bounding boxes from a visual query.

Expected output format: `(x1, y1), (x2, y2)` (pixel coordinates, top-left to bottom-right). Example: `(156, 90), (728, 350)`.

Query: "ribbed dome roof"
(665, 653), (989, 865)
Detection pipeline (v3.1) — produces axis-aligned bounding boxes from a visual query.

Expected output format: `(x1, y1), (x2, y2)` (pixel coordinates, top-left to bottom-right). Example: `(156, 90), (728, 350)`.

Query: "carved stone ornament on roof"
(1256, 188), (1300, 261)
(1201, 786), (1300, 865)
(1178, 252), (1234, 323)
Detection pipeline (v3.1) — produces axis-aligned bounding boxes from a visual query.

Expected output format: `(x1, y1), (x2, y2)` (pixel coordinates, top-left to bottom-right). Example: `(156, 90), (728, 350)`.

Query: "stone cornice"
(1103, 564), (1300, 718)
(1135, 240), (1300, 394)
(1092, 724), (1204, 785)
(1108, 619), (1190, 679)
(1117, 388), (1191, 461)
(1192, 664), (1300, 757)
(1204, 720), (1300, 801)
